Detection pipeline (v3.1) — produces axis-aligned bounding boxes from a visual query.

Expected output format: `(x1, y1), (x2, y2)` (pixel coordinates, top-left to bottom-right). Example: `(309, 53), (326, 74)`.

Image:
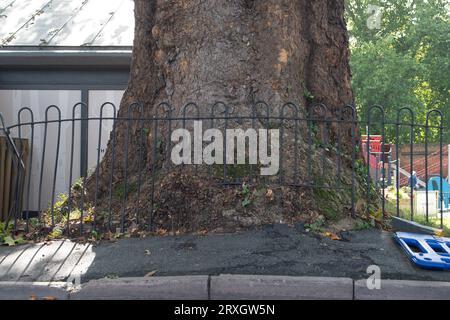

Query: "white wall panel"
(0, 90), (81, 211)
(1, 89), (124, 212)
(87, 90), (124, 173)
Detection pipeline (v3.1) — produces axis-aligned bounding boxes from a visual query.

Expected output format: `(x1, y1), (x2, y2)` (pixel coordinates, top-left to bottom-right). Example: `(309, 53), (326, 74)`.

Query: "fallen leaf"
(324, 232), (341, 241)
(266, 189), (274, 201)
(144, 250), (151, 255)
(155, 228), (167, 236)
(145, 270), (158, 277)
(43, 296), (57, 301)
(435, 229), (444, 237)
(196, 229), (208, 236)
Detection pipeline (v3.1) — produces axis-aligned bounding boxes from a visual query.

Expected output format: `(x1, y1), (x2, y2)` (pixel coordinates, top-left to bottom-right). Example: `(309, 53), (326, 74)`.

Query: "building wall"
(0, 89), (124, 212)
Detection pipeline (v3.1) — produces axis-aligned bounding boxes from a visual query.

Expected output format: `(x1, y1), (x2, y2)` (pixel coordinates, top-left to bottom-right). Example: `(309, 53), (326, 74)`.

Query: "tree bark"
(88, 0), (356, 234)
(124, 0), (352, 109)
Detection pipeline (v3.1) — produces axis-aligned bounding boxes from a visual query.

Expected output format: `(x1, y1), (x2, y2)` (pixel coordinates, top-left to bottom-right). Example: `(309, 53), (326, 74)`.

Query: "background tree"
(346, 0), (449, 142)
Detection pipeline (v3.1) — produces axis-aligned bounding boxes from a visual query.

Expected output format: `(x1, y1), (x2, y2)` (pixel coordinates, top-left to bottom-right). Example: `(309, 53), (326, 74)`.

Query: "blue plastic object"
(427, 176), (450, 209)
(394, 232), (450, 270)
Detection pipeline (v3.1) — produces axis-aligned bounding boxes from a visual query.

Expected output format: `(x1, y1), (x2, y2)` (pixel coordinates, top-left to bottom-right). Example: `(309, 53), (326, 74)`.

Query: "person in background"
(408, 171), (418, 190)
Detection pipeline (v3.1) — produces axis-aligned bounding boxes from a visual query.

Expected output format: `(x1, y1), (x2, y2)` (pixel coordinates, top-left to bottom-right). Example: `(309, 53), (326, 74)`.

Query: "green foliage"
(2, 235), (26, 246)
(311, 173), (352, 221)
(416, 217), (450, 237)
(237, 183), (253, 208)
(45, 193), (73, 225)
(346, 0), (449, 143)
(305, 216), (326, 232)
(385, 185), (411, 200)
(300, 81), (315, 101)
(385, 193), (450, 236)
(72, 177), (83, 191)
(0, 222), (26, 246)
(90, 230), (101, 241)
(354, 218), (372, 231)
(303, 89), (315, 101)
(48, 226), (63, 239)
(355, 159), (377, 198)
(0, 221), (13, 236)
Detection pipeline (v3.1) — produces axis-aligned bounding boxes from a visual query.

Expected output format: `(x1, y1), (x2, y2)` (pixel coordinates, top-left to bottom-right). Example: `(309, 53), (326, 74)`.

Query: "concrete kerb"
(210, 275), (354, 300)
(1, 276), (450, 300)
(391, 216), (444, 236)
(70, 276), (209, 300)
(355, 279), (450, 300)
(0, 281), (68, 300)
(0, 275), (356, 300)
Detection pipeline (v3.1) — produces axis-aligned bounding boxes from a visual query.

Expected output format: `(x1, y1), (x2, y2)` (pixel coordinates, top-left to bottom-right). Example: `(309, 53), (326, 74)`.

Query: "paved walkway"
(1, 225), (450, 283)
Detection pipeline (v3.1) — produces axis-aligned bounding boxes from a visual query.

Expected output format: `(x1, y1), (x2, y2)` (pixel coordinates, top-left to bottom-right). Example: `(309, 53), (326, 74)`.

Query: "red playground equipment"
(361, 135), (392, 186)
(361, 135), (391, 168)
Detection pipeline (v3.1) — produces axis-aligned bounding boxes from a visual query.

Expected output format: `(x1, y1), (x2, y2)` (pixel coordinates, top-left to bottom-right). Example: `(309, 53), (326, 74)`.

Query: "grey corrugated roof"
(0, 0), (134, 47)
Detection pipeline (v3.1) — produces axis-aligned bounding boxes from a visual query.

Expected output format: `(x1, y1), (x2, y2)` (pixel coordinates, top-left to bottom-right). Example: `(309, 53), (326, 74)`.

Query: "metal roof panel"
(91, 0), (134, 46)
(7, 0), (87, 45)
(0, 0), (134, 47)
(0, 0), (52, 45)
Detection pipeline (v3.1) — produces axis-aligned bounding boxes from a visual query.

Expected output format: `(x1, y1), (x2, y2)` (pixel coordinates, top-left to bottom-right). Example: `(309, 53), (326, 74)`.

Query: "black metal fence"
(0, 101), (447, 237)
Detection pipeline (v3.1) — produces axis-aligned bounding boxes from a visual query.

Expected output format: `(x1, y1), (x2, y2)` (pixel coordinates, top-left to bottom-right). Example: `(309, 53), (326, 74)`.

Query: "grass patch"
(385, 199), (450, 237)
(404, 215), (450, 237)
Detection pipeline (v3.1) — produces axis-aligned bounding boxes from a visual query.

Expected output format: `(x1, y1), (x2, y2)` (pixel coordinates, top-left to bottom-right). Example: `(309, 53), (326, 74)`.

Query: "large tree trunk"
(88, 0), (356, 234)
(125, 0), (352, 109)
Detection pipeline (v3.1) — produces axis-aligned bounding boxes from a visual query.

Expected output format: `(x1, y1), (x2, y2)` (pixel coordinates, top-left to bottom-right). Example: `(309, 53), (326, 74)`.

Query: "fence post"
(18, 107), (34, 233)
(448, 144), (450, 184)
(396, 107), (414, 220)
(0, 112), (26, 231)
(367, 105), (385, 220)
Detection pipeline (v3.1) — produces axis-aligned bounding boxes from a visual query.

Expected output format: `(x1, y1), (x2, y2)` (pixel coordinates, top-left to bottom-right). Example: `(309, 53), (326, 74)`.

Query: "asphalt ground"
(1, 224), (449, 283)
